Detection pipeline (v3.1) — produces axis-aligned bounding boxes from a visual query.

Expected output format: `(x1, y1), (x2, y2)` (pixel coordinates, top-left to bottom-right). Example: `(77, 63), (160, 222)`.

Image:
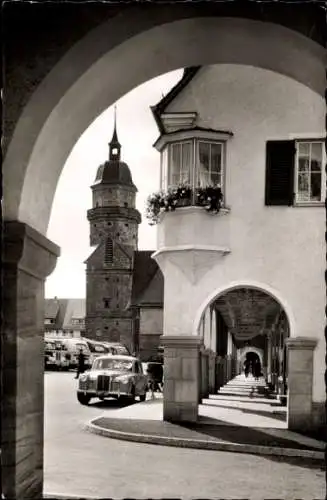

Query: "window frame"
(168, 140), (193, 188)
(161, 138), (226, 198)
(196, 140), (224, 189)
(294, 139), (325, 205)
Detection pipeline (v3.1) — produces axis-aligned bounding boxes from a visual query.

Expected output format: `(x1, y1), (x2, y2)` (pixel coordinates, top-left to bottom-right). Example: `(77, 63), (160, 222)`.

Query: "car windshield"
(93, 358), (133, 371)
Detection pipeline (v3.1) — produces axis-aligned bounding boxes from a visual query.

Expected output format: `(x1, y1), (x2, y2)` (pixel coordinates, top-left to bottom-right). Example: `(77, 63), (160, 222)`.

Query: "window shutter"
(265, 140), (295, 206)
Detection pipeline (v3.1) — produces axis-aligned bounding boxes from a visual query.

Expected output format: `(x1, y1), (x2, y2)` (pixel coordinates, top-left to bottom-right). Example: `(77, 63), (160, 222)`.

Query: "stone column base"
(312, 402), (326, 436)
(162, 336), (203, 423)
(286, 337), (317, 432)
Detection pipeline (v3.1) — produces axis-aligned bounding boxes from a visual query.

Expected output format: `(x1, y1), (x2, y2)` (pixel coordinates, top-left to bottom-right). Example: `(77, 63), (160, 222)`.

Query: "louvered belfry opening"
(105, 238), (113, 264)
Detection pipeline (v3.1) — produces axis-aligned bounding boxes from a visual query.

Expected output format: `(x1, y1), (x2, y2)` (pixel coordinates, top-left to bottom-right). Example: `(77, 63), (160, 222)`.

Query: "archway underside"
(200, 286), (290, 391)
(213, 287), (288, 347)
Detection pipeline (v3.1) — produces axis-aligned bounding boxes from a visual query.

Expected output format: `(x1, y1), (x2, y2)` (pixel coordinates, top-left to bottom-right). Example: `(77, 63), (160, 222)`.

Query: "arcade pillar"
(2, 222), (60, 499)
(286, 337), (317, 431)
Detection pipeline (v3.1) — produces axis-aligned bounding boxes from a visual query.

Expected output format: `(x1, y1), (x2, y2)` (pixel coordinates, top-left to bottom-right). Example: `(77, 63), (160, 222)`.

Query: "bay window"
(160, 137), (225, 192)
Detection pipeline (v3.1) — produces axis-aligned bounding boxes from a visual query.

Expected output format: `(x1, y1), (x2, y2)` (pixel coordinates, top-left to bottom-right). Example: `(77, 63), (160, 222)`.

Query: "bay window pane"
(198, 142), (210, 187)
(171, 143), (181, 185)
(181, 142), (191, 184)
(310, 172), (321, 200)
(161, 148), (168, 190)
(210, 143), (222, 185)
(211, 172), (221, 186)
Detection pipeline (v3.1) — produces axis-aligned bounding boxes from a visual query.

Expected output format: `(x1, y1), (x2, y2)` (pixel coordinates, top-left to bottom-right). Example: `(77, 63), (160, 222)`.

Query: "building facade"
(150, 64), (325, 431)
(44, 297), (85, 338)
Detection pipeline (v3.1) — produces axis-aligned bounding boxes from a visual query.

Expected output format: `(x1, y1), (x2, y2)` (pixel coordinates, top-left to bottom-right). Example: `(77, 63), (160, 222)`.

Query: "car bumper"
(77, 389), (131, 398)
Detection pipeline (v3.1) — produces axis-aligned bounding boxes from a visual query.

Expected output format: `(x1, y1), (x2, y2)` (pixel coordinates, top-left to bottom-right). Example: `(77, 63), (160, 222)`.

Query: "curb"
(43, 495), (99, 499)
(85, 421), (325, 460)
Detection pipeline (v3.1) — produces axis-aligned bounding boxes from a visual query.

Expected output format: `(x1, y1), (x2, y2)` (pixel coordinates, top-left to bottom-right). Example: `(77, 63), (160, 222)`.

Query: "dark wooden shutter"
(265, 140), (295, 206)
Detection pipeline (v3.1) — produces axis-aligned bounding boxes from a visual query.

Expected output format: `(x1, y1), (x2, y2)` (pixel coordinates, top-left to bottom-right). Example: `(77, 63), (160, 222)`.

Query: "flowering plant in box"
(145, 184), (223, 225)
(196, 185), (223, 213)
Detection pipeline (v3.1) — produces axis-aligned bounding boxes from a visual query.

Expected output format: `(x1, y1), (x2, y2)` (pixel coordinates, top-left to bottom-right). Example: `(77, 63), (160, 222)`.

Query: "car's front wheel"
(139, 393), (146, 402)
(77, 393), (91, 405)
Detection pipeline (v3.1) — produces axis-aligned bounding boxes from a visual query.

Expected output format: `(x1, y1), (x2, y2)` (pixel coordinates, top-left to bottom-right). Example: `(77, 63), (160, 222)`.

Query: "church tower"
(85, 109), (141, 352)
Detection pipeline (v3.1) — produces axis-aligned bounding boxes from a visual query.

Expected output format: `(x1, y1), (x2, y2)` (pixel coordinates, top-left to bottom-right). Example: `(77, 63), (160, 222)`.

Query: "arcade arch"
(197, 285), (290, 393)
(240, 347), (263, 367)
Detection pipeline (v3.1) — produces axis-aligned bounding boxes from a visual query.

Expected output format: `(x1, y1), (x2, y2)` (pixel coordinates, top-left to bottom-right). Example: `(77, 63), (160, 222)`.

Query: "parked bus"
(44, 338), (70, 370)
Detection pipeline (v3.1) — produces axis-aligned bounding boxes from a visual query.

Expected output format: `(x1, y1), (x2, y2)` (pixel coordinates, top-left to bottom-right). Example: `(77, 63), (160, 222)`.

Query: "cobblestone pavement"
(44, 371), (325, 499)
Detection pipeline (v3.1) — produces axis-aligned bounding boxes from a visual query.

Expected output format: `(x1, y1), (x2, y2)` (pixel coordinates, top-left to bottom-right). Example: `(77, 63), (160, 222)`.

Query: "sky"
(45, 69), (183, 299)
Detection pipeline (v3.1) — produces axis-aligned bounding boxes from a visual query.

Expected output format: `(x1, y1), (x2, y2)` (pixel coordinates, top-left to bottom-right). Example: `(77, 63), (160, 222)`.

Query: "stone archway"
(4, 16), (325, 235)
(3, 6), (325, 499)
(238, 347), (264, 376)
(197, 284), (291, 395)
(239, 347), (264, 367)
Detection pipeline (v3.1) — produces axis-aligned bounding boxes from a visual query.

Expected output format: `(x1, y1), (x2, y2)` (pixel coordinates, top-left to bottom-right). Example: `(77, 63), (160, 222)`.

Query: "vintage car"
(77, 355), (148, 405)
(101, 341), (130, 356)
(61, 338), (91, 369)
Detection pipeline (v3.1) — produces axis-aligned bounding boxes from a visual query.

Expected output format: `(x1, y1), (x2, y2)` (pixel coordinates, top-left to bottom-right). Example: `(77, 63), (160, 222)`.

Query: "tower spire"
(109, 105), (121, 161)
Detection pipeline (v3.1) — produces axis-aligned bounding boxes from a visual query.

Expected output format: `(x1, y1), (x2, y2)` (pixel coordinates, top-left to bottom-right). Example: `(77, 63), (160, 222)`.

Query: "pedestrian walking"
(253, 358), (261, 381)
(146, 363), (163, 398)
(244, 359), (250, 378)
(75, 348), (86, 379)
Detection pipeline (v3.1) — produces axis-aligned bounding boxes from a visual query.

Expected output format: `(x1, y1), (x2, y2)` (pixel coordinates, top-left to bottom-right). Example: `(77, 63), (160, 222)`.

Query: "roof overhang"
(153, 127), (234, 151)
(160, 112), (197, 133)
(150, 66), (202, 134)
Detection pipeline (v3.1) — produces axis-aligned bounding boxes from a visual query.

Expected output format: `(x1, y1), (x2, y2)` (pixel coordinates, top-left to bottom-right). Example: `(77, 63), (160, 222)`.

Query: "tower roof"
(93, 160), (136, 188)
(93, 106), (136, 188)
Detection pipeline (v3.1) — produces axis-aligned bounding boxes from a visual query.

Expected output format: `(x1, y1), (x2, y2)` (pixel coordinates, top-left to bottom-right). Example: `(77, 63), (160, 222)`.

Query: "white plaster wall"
(157, 65), (325, 402)
(140, 309), (163, 335)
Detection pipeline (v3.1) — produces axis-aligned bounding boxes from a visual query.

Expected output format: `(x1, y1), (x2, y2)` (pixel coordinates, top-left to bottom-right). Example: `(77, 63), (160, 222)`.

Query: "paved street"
(44, 371), (325, 499)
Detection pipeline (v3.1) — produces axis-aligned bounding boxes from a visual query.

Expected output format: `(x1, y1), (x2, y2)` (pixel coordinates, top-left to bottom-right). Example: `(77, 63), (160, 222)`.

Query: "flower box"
(146, 184), (223, 225)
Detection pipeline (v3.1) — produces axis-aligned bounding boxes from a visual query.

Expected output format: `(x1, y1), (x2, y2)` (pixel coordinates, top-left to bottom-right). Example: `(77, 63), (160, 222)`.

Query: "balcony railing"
(146, 184), (223, 225)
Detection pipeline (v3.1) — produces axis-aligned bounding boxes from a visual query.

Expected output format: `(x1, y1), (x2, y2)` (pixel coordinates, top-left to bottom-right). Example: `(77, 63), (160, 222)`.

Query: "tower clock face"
(112, 148), (118, 155)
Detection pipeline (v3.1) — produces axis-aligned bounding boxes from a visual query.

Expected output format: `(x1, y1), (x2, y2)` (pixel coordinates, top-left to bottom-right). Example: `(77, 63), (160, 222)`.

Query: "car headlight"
(79, 374), (88, 382)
